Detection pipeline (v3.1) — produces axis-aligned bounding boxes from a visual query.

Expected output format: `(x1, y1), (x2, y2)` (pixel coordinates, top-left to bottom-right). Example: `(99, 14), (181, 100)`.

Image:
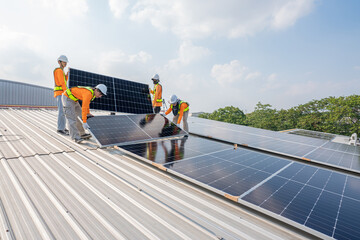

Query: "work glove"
(160, 113), (165, 117)
(83, 122), (90, 129)
(176, 124), (181, 128)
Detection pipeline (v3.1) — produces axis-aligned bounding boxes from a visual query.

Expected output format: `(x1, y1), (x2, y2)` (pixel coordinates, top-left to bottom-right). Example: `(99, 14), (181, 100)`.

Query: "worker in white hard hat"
(149, 73), (162, 113)
(54, 55), (69, 135)
(62, 84), (107, 143)
(164, 94), (190, 133)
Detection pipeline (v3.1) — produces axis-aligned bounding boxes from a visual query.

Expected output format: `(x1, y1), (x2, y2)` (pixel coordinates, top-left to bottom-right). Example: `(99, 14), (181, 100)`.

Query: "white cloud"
(30, 0), (89, 18)
(165, 41), (210, 70)
(109, 0), (129, 18)
(129, 0), (316, 39)
(211, 60), (250, 85)
(354, 66), (360, 70)
(271, 0), (314, 29)
(245, 72), (261, 80)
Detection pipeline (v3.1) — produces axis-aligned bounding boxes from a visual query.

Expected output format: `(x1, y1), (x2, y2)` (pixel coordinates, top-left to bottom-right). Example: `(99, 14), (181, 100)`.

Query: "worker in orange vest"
(53, 55), (69, 135)
(62, 84), (107, 143)
(164, 94), (189, 133)
(149, 74), (162, 113)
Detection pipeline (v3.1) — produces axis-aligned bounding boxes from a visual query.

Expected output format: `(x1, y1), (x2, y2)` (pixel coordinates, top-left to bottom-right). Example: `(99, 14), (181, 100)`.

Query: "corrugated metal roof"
(0, 79), (56, 107)
(0, 108), (316, 239)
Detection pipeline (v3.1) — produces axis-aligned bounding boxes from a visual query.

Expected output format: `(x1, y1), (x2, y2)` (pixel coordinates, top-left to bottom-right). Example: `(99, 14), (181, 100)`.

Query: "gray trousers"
(62, 95), (85, 140)
(173, 111), (189, 132)
(56, 95), (66, 131)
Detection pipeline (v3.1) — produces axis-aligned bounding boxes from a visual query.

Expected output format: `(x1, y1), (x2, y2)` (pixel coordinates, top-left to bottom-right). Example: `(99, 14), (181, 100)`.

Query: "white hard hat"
(95, 84), (107, 95)
(151, 74), (160, 81)
(170, 94), (178, 104)
(57, 55), (69, 63)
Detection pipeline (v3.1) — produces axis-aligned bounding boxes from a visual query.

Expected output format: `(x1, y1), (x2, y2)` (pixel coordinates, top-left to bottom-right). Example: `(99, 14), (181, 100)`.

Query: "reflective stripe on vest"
(54, 68), (67, 92)
(170, 101), (189, 113)
(153, 83), (162, 102)
(66, 86), (95, 102)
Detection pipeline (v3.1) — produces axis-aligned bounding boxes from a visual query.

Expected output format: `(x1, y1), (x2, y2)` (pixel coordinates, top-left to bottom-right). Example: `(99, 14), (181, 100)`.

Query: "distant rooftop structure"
(0, 79), (56, 108)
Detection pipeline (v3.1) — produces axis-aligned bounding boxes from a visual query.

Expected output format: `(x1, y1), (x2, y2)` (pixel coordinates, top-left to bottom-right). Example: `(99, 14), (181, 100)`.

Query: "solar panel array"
(188, 117), (360, 174)
(68, 68), (153, 114)
(119, 135), (360, 239)
(87, 114), (186, 147)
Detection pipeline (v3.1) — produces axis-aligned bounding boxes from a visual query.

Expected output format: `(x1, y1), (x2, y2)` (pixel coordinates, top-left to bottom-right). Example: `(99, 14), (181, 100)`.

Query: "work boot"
(81, 133), (92, 139)
(74, 138), (84, 144)
(57, 129), (69, 135)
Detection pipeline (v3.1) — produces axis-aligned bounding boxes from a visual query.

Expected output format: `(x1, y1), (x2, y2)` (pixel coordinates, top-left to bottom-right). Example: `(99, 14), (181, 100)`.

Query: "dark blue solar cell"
(305, 191), (341, 236)
(344, 176), (360, 201)
(281, 186), (321, 224)
(307, 168), (331, 189)
(334, 197), (360, 240)
(324, 172), (346, 195)
(277, 162), (304, 179)
(260, 180), (303, 214)
(291, 165), (317, 184)
(261, 158), (290, 174)
(242, 176), (287, 205)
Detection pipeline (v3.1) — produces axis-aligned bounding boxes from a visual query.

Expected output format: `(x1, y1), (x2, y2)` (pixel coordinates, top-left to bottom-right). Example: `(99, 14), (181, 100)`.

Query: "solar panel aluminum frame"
(86, 114), (187, 148)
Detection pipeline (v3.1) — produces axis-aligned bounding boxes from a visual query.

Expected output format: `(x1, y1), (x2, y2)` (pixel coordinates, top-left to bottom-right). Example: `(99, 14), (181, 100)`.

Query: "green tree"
(199, 106), (246, 125)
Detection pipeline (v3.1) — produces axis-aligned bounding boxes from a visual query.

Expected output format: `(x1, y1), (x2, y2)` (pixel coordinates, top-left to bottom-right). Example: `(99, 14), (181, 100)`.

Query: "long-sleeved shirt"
(165, 101), (189, 124)
(64, 87), (94, 123)
(150, 83), (162, 107)
(53, 68), (68, 97)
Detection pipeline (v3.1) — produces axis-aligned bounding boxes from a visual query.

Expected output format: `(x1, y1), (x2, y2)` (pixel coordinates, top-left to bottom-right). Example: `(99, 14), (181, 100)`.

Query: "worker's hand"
(83, 122), (90, 129)
(160, 113), (165, 117)
(176, 124), (181, 128)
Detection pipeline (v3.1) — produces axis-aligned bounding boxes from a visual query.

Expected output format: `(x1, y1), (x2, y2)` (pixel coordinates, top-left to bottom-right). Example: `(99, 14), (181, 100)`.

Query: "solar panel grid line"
(239, 162), (294, 198)
(236, 199), (332, 240)
(331, 175), (348, 238)
(301, 141), (330, 158)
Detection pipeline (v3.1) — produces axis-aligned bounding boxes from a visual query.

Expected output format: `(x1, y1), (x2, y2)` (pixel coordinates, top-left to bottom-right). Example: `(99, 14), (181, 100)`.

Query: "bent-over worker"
(164, 94), (189, 132)
(62, 84), (107, 143)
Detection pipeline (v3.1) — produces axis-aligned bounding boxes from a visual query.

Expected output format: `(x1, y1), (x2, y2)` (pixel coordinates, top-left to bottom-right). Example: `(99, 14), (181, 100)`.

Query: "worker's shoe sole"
(81, 134), (92, 139)
(74, 138), (84, 144)
(57, 129), (69, 135)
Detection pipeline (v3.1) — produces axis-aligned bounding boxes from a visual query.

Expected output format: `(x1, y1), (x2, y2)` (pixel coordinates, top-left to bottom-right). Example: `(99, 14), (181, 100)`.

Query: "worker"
(62, 84), (107, 143)
(149, 73), (162, 113)
(164, 94), (189, 133)
(53, 55), (69, 134)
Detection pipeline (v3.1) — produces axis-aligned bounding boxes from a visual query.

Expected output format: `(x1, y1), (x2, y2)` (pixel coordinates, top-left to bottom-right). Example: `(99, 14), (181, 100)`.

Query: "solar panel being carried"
(188, 117), (360, 174)
(68, 68), (153, 114)
(119, 135), (360, 240)
(87, 114), (186, 147)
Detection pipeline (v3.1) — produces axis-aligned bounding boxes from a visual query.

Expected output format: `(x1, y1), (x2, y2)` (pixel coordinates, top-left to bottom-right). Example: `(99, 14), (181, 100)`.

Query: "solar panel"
(188, 117), (360, 174)
(68, 68), (153, 114)
(118, 136), (360, 239)
(87, 114), (186, 147)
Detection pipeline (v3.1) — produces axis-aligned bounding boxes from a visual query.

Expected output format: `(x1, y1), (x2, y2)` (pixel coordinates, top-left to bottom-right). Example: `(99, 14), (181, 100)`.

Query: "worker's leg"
(182, 111), (189, 132)
(62, 95), (81, 140)
(74, 103), (86, 136)
(56, 95), (66, 131)
(154, 106), (161, 113)
(173, 115), (179, 126)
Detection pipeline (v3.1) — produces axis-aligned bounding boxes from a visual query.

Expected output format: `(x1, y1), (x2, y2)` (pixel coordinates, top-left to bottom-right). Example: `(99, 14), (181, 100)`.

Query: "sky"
(0, 0), (359, 113)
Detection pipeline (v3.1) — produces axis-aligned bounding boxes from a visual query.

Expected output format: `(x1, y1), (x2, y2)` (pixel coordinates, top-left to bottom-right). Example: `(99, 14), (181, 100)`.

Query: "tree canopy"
(198, 95), (360, 136)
